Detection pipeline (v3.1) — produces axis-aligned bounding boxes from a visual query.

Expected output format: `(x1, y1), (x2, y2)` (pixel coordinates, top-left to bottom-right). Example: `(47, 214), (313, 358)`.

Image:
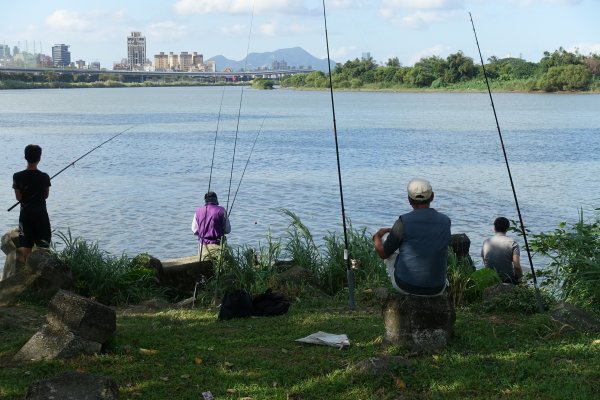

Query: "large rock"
(13, 290), (116, 362)
(383, 292), (455, 351)
(46, 290), (116, 343)
(482, 283), (517, 301)
(549, 302), (600, 333)
(0, 251), (73, 306)
(25, 371), (119, 400)
(157, 255), (214, 293)
(13, 326), (103, 361)
(1, 228), (23, 280)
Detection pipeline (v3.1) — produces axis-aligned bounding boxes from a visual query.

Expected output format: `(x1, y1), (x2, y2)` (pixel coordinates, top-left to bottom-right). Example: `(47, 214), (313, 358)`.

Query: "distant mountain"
(208, 47), (335, 72)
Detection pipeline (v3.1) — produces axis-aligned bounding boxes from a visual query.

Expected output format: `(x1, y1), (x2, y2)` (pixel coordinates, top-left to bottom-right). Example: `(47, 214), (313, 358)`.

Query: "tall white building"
(52, 44), (70, 67)
(127, 32), (146, 70)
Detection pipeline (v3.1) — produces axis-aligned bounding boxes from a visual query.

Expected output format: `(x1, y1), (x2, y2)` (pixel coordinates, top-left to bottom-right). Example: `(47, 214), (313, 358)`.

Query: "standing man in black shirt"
(12, 144), (52, 263)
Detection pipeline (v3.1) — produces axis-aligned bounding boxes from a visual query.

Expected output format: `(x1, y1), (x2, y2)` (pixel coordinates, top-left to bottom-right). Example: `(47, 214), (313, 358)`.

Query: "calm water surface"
(1, 87), (599, 273)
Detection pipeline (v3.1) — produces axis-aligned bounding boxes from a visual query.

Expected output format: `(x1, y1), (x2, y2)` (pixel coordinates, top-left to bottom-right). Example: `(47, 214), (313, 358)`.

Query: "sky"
(2, 0), (600, 69)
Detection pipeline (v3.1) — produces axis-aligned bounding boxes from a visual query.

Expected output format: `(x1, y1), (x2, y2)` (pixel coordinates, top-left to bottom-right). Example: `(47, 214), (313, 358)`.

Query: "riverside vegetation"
(1, 209), (600, 399)
(281, 47), (600, 93)
(2, 47), (599, 93)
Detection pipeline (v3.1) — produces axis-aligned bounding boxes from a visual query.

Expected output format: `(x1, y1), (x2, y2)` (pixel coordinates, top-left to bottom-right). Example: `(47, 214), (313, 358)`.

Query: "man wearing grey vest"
(372, 178), (451, 296)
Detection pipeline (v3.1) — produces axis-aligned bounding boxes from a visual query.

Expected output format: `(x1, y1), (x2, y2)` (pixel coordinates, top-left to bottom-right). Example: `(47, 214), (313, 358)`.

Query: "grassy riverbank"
(2, 76), (599, 93)
(0, 80), (251, 90)
(2, 211), (599, 399)
(2, 298), (600, 400)
(282, 78), (600, 94)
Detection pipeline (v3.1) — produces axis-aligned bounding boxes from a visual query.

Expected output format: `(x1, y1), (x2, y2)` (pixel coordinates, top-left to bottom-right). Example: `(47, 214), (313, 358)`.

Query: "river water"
(1, 87), (599, 275)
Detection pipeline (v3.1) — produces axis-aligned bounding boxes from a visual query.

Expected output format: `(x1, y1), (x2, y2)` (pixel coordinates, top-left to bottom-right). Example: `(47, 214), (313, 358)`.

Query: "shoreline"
(2, 81), (599, 94)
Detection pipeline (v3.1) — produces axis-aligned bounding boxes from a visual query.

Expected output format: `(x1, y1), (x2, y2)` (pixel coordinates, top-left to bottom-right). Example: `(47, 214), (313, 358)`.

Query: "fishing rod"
(207, 88), (227, 194)
(469, 12), (544, 313)
(194, 2), (256, 306)
(228, 114), (267, 216)
(225, 1), (256, 215)
(193, 85), (228, 295)
(7, 126), (134, 212)
(322, 0), (356, 309)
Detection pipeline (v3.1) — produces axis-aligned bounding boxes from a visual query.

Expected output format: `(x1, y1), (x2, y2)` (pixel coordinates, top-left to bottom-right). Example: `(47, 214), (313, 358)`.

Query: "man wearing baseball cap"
(372, 178), (451, 296)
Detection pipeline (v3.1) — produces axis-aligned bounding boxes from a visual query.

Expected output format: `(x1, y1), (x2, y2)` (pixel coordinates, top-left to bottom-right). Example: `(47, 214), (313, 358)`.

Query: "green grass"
(4, 211), (600, 398)
(2, 300), (600, 400)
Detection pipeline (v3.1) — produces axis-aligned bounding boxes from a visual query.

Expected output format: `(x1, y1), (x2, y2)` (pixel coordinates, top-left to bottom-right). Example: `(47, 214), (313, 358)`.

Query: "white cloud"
(409, 44), (450, 64)
(380, 0), (464, 28)
(568, 42), (600, 55)
(147, 21), (188, 40)
(220, 24), (249, 35)
(511, 0), (583, 5)
(381, 0), (464, 10)
(256, 21), (315, 37)
(259, 21), (278, 36)
(174, 0), (311, 15)
(329, 45), (357, 60)
(328, 0), (371, 8)
(402, 10), (448, 28)
(45, 10), (92, 32)
(544, 0), (582, 4)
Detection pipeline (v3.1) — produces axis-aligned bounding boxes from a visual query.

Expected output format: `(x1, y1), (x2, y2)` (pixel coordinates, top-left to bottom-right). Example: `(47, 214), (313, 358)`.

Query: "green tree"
(374, 66), (400, 83)
(333, 57), (378, 86)
(304, 70), (328, 88)
(251, 78), (274, 89)
(281, 74), (306, 87)
(583, 54), (600, 77)
(386, 57), (401, 68)
(538, 47), (583, 73)
(443, 51), (477, 83)
(537, 64), (592, 91)
(406, 56), (446, 87)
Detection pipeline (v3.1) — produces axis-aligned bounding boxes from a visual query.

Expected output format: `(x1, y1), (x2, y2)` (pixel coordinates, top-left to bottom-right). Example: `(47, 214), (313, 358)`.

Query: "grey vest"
(394, 208), (451, 292)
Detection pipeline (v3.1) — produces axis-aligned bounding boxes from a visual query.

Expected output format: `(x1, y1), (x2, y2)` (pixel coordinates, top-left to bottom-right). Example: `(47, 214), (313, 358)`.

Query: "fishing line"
(228, 114), (267, 216)
(196, 88), (227, 261)
(225, 1), (256, 214)
(207, 88), (227, 193)
(7, 125), (134, 212)
(469, 12), (544, 313)
(322, 0), (356, 309)
(194, 2), (256, 305)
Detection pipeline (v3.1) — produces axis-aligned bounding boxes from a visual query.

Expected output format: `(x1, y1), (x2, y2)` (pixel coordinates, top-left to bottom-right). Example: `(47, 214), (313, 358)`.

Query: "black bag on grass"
(218, 289), (253, 320)
(251, 288), (290, 317)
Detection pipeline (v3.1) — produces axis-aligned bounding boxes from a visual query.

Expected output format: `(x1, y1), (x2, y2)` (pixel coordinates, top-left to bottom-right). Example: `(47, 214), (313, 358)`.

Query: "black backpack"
(251, 288), (290, 317)
(218, 288), (290, 320)
(218, 289), (253, 320)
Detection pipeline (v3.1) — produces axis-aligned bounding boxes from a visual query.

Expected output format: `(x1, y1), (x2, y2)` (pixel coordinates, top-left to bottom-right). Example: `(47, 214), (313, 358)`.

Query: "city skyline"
(2, 0), (600, 69)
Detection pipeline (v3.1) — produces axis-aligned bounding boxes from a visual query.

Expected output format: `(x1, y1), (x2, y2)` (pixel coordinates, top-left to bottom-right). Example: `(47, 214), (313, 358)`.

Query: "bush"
(465, 268), (501, 302)
(530, 210), (600, 314)
(479, 285), (556, 314)
(52, 230), (166, 305)
(251, 78), (274, 89)
(447, 251), (475, 306)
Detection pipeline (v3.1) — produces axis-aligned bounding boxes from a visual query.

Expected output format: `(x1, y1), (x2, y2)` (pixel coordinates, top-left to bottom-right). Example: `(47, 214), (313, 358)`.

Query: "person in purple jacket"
(191, 191), (231, 261)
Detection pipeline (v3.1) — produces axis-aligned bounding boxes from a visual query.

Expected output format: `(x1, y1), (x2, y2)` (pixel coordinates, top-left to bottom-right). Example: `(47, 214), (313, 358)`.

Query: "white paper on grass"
(296, 331), (350, 349)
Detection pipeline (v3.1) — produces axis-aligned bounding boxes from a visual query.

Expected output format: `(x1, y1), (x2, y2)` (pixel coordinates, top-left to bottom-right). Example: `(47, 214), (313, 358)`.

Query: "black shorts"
(18, 210), (51, 248)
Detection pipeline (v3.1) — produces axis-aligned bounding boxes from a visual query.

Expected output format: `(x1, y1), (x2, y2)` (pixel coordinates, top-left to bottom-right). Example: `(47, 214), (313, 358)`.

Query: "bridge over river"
(0, 66), (314, 83)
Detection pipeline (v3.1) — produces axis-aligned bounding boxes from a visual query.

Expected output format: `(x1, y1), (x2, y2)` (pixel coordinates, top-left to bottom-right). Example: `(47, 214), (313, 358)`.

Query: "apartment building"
(127, 31), (146, 70)
(52, 44), (70, 67)
(153, 50), (214, 72)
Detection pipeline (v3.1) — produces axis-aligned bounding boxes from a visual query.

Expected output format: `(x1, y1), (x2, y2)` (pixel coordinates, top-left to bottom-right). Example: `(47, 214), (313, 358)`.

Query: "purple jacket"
(191, 204), (231, 244)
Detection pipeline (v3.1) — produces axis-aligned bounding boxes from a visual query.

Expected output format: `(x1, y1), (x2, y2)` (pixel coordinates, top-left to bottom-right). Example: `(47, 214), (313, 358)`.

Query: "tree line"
(281, 47), (600, 92)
